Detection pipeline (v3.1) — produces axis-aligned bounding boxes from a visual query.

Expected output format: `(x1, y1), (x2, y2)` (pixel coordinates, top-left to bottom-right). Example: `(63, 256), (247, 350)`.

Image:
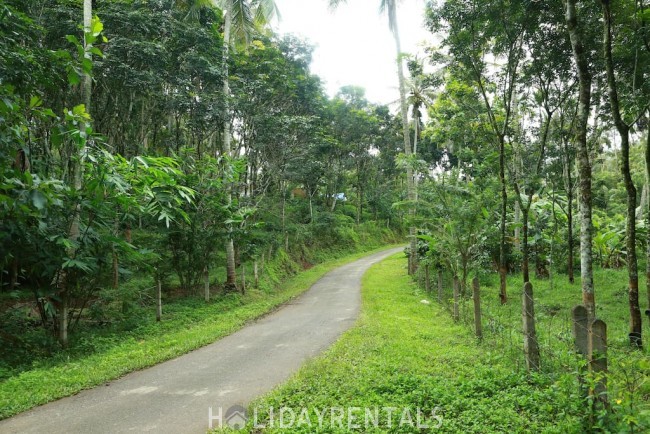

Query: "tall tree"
(564, 0), (596, 318)
(510, 10), (574, 284)
(55, 0), (94, 348)
(599, 0), (648, 347)
(427, 0), (534, 303)
(329, 0), (418, 274)
(215, 0), (279, 290)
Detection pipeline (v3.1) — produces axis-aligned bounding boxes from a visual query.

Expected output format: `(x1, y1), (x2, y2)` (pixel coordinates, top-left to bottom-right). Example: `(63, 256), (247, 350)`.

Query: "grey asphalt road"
(0, 247), (403, 434)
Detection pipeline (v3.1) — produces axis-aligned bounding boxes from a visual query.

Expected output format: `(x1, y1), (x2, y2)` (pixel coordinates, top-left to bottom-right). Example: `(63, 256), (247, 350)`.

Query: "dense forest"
(1, 0), (650, 431)
(0, 0), (404, 351)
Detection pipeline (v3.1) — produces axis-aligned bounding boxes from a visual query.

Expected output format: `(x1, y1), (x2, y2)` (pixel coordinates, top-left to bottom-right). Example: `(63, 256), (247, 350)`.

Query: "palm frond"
(253, 0), (280, 25)
(230, 0), (256, 48)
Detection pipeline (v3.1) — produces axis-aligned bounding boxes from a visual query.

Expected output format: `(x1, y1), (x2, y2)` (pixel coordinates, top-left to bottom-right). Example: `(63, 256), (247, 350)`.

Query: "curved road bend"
(0, 247), (403, 434)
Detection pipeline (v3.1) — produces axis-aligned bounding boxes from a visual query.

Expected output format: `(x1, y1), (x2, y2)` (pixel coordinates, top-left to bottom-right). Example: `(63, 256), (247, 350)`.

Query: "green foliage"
(1, 0), (405, 355)
(0, 241), (400, 420)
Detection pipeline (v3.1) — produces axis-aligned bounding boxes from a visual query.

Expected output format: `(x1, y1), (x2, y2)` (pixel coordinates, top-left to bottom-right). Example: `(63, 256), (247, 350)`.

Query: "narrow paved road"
(0, 247), (402, 434)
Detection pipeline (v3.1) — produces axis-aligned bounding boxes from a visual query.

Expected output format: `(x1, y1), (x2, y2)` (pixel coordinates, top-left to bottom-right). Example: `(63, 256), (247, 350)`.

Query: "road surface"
(0, 247), (403, 433)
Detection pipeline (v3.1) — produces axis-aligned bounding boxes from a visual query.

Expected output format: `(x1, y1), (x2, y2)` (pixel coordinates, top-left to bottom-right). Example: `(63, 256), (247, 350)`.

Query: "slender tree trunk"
(57, 0), (92, 348)
(225, 239), (237, 290)
(254, 259), (259, 288)
(601, 1), (642, 346)
(389, 6), (417, 275)
(281, 184), (288, 251)
(241, 264), (246, 295)
(522, 207), (530, 283)
(514, 200), (521, 251)
(425, 264), (430, 292)
(566, 0), (595, 319)
(550, 189), (558, 291)
(645, 126), (650, 323)
(82, 0), (92, 111)
(453, 276), (460, 321)
(222, 5), (237, 291)
(621, 128), (641, 346)
(112, 215), (119, 290)
(156, 279), (162, 322)
(356, 182), (361, 225)
(499, 137), (508, 304)
(565, 148), (575, 284)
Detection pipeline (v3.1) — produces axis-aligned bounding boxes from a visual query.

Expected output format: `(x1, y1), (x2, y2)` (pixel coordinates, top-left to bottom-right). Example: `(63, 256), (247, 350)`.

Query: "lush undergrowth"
(0, 234), (401, 420)
(233, 255), (584, 433)
(424, 266), (650, 431)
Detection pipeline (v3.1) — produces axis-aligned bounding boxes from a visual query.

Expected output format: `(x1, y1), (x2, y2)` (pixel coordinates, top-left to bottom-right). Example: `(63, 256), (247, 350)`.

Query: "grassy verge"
(0, 244), (402, 420)
(235, 255), (583, 433)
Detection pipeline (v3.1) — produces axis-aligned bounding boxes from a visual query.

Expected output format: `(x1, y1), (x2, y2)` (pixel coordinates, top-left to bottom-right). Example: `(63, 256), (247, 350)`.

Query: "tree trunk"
(425, 264), (430, 292)
(241, 264), (246, 295)
(254, 259), (259, 288)
(156, 279), (162, 322)
(389, 5), (417, 275)
(566, 152), (575, 284)
(356, 183), (361, 225)
(453, 276), (460, 321)
(225, 239), (237, 291)
(499, 136), (508, 304)
(112, 216), (119, 291)
(620, 128), (641, 347)
(514, 200), (521, 251)
(472, 277), (482, 340)
(437, 270), (443, 304)
(601, 1), (642, 347)
(222, 6), (237, 292)
(83, 0), (92, 111)
(645, 126), (650, 323)
(522, 207), (530, 283)
(566, 0), (595, 319)
(282, 185), (289, 252)
(58, 292), (68, 347)
(56, 0), (93, 348)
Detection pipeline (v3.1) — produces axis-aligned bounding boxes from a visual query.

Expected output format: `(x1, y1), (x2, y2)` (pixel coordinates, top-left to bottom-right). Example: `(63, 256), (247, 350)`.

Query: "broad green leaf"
(30, 190), (47, 210)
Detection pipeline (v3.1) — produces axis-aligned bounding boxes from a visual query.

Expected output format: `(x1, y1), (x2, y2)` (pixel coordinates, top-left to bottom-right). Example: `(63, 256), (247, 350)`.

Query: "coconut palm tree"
(214, 0), (279, 290)
(329, 0), (418, 273)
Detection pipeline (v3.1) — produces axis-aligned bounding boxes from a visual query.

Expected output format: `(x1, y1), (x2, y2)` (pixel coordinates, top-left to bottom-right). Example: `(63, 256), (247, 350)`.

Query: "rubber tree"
(427, 0), (535, 303)
(599, 0), (648, 347)
(510, 13), (574, 283)
(214, 0), (279, 291)
(328, 0), (417, 274)
(564, 0), (595, 319)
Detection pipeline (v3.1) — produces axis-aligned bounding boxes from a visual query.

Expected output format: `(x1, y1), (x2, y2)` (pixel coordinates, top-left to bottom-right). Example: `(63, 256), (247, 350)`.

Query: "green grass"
(426, 266), (650, 432)
(0, 244), (402, 420)
(234, 255), (586, 433)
